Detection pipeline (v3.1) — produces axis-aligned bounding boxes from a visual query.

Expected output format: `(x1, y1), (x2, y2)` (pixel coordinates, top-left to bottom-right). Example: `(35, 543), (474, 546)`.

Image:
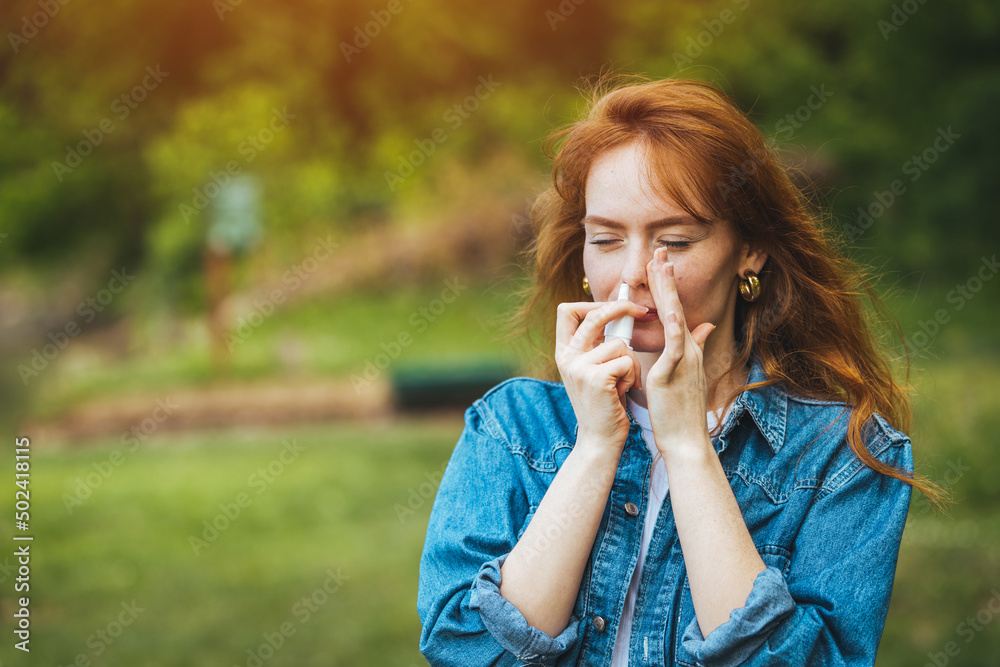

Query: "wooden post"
(204, 246), (231, 369)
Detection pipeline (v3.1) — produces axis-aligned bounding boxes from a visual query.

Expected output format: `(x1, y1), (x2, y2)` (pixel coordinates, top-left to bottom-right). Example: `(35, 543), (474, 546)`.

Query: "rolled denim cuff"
(469, 553), (580, 664)
(681, 566), (795, 665)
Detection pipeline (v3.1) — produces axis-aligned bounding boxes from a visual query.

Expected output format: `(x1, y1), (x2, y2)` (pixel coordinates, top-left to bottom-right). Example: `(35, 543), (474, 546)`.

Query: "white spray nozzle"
(604, 282), (634, 349)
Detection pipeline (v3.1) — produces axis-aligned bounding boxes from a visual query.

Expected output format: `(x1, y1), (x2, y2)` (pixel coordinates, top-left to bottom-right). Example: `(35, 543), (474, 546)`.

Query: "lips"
(635, 308), (658, 323)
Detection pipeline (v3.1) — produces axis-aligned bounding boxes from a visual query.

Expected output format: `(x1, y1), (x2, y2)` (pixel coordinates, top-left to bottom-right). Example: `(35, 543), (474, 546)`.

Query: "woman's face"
(582, 142), (758, 354)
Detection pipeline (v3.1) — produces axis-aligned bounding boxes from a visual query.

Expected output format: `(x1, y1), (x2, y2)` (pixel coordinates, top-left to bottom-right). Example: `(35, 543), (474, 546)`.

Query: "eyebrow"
(581, 214), (701, 229)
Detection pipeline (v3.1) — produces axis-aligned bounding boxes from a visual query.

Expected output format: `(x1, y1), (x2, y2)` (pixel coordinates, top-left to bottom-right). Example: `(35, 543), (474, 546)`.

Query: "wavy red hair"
(504, 76), (946, 508)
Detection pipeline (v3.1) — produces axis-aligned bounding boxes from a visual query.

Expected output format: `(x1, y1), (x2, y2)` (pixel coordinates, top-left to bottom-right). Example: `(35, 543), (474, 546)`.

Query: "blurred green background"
(1, 0), (998, 664)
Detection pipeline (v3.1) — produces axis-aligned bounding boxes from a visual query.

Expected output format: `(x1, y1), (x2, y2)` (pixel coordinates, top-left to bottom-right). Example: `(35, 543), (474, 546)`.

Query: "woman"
(417, 77), (943, 666)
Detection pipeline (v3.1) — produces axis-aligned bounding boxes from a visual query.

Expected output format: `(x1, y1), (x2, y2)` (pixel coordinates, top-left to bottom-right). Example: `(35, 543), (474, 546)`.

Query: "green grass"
(6, 279), (1000, 665)
(878, 356), (1000, 667)
(1, 418), (462, 666)
(3, 353), (999, 665)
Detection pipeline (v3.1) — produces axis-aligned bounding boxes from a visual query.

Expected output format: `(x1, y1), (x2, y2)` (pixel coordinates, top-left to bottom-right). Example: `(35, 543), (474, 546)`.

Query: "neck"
(628, 336), (746, 412)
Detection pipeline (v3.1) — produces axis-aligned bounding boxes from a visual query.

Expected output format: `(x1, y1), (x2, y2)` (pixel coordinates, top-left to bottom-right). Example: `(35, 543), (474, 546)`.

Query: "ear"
(738, 241), (768, 276)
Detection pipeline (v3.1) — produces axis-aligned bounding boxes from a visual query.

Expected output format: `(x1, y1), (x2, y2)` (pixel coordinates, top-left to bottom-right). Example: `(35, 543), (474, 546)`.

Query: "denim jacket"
(418, 358), (913, 666)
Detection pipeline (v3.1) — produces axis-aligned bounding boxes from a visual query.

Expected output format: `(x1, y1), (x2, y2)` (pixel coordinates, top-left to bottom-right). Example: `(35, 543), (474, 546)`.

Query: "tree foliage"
(0, 0), (995, 288)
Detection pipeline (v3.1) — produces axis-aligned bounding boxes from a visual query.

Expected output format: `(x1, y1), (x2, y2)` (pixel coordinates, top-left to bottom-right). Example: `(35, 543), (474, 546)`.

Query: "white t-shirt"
(610, 396), (726, 666)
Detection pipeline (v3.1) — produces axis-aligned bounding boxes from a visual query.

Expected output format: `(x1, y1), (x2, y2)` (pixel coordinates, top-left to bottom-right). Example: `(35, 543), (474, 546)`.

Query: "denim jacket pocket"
(674, 545), (792, 667)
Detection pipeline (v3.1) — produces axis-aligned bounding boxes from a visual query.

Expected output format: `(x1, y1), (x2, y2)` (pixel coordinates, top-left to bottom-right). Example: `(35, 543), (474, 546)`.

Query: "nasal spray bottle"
(603, 282), (634, 350)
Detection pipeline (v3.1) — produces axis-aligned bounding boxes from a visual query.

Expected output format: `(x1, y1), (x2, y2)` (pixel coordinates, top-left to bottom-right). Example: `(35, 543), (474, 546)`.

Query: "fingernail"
(665, 262), (674, 277)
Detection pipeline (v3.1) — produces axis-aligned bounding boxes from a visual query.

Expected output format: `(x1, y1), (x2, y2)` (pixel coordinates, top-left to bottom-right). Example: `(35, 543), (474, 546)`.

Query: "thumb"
(691, 322), (716, 351)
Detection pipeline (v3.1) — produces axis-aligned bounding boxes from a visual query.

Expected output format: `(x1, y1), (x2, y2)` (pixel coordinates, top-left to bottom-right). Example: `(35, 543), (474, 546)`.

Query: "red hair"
(504, 76), (946, 508)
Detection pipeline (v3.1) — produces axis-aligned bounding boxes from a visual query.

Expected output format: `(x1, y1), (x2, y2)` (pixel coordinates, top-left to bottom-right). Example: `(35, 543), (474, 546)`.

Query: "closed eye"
(587, 240), (693, 248)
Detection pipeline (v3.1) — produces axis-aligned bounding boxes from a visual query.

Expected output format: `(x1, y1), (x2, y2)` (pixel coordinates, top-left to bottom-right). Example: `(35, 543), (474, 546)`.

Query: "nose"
(620, 243), (654, 293)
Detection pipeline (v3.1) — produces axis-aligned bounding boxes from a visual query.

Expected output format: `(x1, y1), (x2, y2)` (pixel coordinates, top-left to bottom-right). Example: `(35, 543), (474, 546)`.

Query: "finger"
(658, 311), (685, 375)
(647, 248), (688, 333)
(690, 322), (716, 352)
(576, 354), (633, 394)
(576, 335), (633, 365)
(629, 347), (643, 391)
(598, 334), (646, 387)
(619, 342), (643, 391)
(597, 355), (637, 396)
(556, 299), (648, 353)
(576, 337), (644, 390)
(555, 301), (604, 351)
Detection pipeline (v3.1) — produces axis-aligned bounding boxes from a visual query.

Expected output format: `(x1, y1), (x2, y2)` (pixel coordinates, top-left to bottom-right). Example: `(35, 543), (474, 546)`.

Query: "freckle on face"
(582, 143), (743, 351)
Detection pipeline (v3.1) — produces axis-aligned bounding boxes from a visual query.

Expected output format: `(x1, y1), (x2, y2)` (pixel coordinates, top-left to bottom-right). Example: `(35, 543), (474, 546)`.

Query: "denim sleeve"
(417, 405), (580, 666)
(681, 432), (913, 666)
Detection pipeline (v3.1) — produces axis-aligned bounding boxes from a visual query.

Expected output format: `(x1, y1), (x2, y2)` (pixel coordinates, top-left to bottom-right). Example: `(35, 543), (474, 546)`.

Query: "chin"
(629, 334), (665, 354)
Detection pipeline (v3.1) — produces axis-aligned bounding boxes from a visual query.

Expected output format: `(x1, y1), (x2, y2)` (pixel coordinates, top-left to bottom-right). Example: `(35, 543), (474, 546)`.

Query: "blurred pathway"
(25, 376), (398, 444)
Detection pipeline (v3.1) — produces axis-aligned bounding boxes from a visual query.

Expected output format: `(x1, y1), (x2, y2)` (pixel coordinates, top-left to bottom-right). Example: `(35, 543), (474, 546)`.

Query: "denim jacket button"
(592, 615), (607, 632)
(624, 501), (639, 516)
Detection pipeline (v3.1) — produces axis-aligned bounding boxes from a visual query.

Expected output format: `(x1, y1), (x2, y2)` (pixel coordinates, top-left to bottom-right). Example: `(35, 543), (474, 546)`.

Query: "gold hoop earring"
(739, 270), (761, 302)
(582, 276), (592, 297)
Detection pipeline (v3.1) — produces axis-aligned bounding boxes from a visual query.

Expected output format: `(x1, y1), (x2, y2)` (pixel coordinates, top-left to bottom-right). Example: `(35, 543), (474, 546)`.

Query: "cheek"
(583, 252), (621, 300)
(673, 260), (734, 316)
(672, 257), (712, 293)
(673, 275), (709, 311)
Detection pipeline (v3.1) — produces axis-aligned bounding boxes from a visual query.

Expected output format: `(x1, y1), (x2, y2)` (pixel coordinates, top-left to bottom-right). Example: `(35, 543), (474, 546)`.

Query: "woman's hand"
(645, 247), (717, 453)
(555, 299), (649, 448)
(644, 247), (767, 635)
